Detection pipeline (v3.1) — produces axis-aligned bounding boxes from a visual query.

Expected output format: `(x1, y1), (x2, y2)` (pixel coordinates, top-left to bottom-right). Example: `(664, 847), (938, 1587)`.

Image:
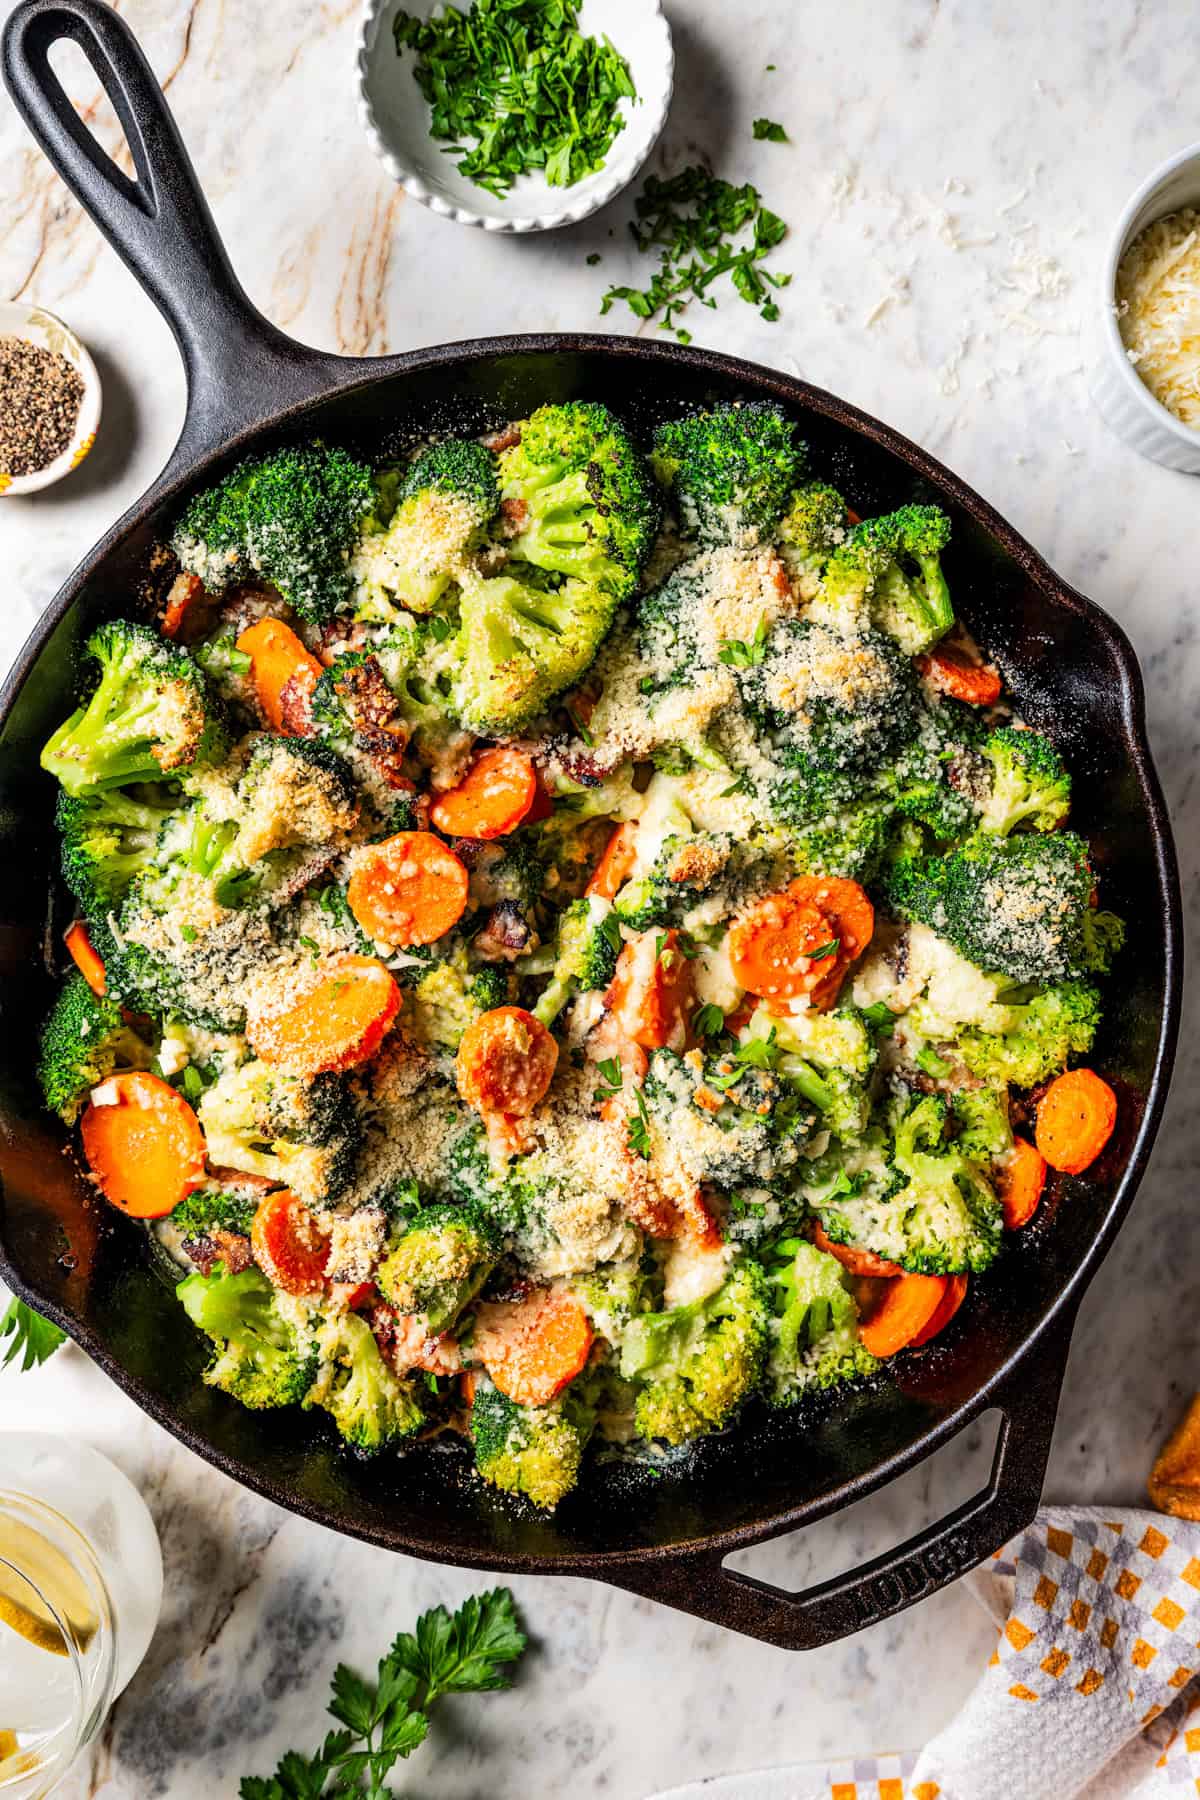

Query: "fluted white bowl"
(0, 301), (101, 497)
(356, 0), (673, 234)
(1088, 141), (1200, 473)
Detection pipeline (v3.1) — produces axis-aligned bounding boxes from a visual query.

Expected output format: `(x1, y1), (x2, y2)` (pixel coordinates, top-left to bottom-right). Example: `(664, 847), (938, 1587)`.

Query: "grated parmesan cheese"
(1116, 208), (1200, 428)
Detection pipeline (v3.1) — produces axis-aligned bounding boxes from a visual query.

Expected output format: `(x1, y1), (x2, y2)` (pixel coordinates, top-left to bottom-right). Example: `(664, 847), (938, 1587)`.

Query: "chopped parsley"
(393, 0), (637, 199)
(600, 166), (790, 340)
(593, 1056), (623, 1105)
(809, 938), (840, 962)
(693, 1002), (726, 1038)
(628, 1086), (652, 1160)
(753, 118), (788, 142)
(718, 618), (769, 668)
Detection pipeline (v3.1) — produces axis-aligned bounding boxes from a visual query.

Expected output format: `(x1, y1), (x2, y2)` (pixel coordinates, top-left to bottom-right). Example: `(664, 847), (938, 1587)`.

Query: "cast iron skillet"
(0, 0), (1181, 1651)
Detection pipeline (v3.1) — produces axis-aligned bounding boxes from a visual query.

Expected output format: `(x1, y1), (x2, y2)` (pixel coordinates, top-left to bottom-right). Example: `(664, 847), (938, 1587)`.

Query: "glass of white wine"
(0, 1434), (162, 1799)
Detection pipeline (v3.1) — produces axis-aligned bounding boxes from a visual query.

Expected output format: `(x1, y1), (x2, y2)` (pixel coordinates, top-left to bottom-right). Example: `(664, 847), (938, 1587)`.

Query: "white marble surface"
(2, 1), (1200, 1793)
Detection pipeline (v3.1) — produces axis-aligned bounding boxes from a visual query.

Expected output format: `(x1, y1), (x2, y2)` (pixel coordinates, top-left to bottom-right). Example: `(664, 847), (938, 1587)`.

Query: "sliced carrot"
(80, 1072), (206, 1219)
(859, 1273), (948, 1359)
(844, 506), (863, 527)
(909, 1273), (968, 1347)
(460, 1369), (479, 1408)
(429, 747), (538, 841)
(64, 920), (106, 997)
(247, 954), (400, 1076)
(998, 1135), (1047, 1229)
(162, 571), (205, 639)
(472, 1287), (594, 1408)
(917, 644), (1003, 708)
(251, 1189), (330, 1296)
(347, 831), (468, 948)
(456, 1005), (559, 1116)
(331, 1280), (377, 1311)
(728, 889), (839, 1001)
(1035, 1069), (1117, 1175)
(606, 929), (695, 1051)
(586, 821), (638, 900)
(813, 1221), (902, 1278)
(236, 617), (323, 734)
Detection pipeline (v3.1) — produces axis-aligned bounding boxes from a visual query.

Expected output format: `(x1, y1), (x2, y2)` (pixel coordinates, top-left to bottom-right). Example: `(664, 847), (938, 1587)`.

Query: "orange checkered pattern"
(713, 1510), (1200, 1800)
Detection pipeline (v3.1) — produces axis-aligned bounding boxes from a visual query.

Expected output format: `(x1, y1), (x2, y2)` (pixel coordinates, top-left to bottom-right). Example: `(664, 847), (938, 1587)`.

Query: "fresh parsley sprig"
(393, 0), (636, 199)
(600, 166), (790, 340)
(240, 1588), (526, 1800)
(0, 1295), (65, 1372)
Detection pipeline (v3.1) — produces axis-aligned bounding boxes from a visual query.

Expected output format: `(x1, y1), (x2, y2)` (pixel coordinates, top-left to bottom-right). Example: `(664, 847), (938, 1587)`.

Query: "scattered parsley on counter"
(599, 166), (790, 341)
(240, 1588), (527, 1799)
(0, 1295), (65, 1372)
(752, 117), (788, 142)
(392, 0), (637, 198)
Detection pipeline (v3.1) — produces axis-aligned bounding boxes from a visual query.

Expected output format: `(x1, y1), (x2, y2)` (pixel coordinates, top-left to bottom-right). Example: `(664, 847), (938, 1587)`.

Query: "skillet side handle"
(1, 0), (340, 459)
(600, 1311), (1077, 1651)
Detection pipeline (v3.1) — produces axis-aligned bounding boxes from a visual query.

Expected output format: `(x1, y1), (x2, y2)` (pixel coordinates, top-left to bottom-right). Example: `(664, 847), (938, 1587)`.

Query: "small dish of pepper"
(0, 300), (102, 497)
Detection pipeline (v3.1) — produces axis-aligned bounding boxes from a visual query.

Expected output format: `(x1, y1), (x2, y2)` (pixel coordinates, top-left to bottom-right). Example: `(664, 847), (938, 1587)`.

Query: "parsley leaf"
(599, 165), (790, 336)
(753, 117), (788, 142)
(239, 1589), (526, 1798)
(718, 618), (769, 668)
(390, 1588), (526, 1703)
(693, 1002), (725, 1038)
(393, 2), (637, 198)
(628, 1087), (652, 1160)
(0, 1295), (66, 1372)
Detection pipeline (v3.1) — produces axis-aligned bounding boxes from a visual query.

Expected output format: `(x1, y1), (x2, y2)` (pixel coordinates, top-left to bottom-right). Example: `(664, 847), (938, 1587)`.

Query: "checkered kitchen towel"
(651, 1509), (1200, 1800)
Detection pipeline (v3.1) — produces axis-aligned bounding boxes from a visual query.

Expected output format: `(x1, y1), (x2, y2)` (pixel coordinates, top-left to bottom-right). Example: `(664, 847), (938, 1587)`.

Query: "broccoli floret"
(37, 973), (155, 1125)
(499, 402), (659, 601)
(778, 480), (850, 578)
(169, 1184), (259, 1239)
(620, 1262), (769, 1446)
(354, 439), (499, 621)
(811, 1095), (1002, 1274)
(442, 1118), (527, 1237)
(651, 403), (804, 545)
(405, 940), (507, 1050)
(738, 619), (920, 823)
(611, 830), (733, 931)
(304, 1311), (424, 1452)
(57, 785), (177, 924)
(198, 1061), (360, 1205)
(853, 505), (954, 655)
(644, 1045), (815, 1189)
(174, 443), (376, 625)
(437, 570), (617, 733)
(112, 877), (275, 1030)
(1079, 908), (1125, 974)
(532, 894), (620, 1026)
(792, 802), (893, 882)
(41, 620), (224, 796)
(957, 981), (1102, 1088)
(884, 832), (1104, 984)
(376, 1202), (496, 1333)
(951, 1085), (1013, 1161)
(470, 1378), (590, 1510)
(978, 727), (1071, 836)
(758, 1007), (878, 1145)
(573, 1256), (656, 1345)
(177, 1264), (318, 1409)
(763, 1238), (878, 1405)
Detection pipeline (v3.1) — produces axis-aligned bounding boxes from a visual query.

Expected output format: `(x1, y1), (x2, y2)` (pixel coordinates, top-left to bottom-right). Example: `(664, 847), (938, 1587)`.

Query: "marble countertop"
(3, 1), (1200, 1793)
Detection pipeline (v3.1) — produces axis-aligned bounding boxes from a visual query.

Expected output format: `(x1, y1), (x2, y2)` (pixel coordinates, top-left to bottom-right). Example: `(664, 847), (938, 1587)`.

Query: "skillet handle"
(1, 0), (343, 461)
(601, 1311), (1077, 1650)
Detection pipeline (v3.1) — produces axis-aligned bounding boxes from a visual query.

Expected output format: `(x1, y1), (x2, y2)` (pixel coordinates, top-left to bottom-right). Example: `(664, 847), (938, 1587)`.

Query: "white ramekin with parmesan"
(1089, 141), (1200, 474)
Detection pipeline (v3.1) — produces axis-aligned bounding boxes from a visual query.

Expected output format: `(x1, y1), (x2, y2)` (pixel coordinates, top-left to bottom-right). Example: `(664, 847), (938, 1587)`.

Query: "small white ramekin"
(0, 301), (102, 497)
(356, 0), (673, 234)
(1087, 142), (1200, 474)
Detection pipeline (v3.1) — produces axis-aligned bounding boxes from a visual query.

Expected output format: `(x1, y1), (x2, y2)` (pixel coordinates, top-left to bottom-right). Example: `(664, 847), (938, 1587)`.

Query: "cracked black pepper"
(0, 335), (85, 478)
